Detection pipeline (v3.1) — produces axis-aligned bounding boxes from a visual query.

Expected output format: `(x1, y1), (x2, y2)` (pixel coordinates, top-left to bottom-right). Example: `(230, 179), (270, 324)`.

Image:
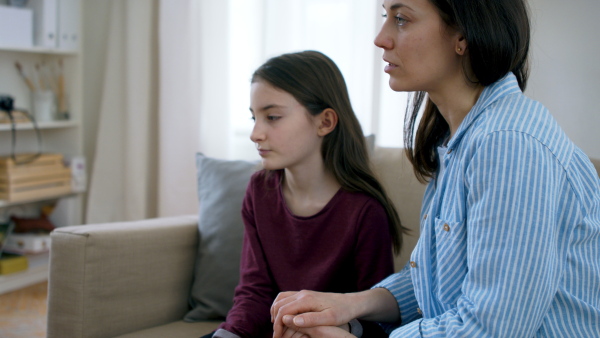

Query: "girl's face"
(375, 0), (463, 93)
(249, 81), (323, 171)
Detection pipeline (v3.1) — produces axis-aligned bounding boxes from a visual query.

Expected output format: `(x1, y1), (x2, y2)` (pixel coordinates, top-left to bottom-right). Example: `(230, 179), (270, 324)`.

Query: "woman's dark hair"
(252, 50), (406, 254)
(405, 0), (531, 182)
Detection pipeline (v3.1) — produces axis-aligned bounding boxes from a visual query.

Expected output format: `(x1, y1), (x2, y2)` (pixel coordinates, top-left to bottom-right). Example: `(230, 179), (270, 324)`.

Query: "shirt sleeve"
(372, 263), (421, 333)
(392, 131), (568, 337)
(218, 181), (277, 337)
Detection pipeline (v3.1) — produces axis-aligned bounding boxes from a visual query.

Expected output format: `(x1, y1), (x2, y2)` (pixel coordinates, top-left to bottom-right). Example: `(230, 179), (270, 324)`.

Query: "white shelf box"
(0, 5), (34, 49)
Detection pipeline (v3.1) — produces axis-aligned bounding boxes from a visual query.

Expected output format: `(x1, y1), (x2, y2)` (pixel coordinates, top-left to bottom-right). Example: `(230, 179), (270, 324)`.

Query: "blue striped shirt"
(375, 73), (600, 337)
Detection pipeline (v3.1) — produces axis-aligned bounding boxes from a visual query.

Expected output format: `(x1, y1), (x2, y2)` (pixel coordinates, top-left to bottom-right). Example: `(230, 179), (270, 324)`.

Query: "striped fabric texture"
(375, 73), (600, 337)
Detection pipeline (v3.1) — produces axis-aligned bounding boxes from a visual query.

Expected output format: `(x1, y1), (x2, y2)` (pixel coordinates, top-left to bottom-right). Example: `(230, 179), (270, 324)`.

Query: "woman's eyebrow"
(383, 2), (412, 11)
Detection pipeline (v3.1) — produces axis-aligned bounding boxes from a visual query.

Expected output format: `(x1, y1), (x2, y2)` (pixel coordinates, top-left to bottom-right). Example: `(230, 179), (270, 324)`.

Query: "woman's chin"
(388, 79), (409, 92)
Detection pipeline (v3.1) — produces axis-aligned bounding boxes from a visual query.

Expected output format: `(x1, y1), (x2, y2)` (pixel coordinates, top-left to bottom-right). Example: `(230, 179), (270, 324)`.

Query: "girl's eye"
(250, 116), (256, 122)
(267, 116), (281, 121)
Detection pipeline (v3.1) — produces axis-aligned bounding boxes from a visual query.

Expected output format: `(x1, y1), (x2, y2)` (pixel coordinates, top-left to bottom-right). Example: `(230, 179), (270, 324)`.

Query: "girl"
(271, 0), (600, 337)
(206, 50), (406, 338)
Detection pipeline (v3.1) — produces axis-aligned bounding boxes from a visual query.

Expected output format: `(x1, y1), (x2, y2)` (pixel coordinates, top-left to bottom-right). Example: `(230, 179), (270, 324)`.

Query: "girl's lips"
(258, 149), (270, 157)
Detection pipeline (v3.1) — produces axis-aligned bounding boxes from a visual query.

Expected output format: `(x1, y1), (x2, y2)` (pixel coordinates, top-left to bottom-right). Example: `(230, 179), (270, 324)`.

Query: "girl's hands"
(280, 323), (355, 338)
(271, 290), (357, 338)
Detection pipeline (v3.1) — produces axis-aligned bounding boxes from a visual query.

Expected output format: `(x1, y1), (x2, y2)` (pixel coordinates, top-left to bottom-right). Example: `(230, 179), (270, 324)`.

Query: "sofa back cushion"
(370, 147), (426, 271)
(184, 154), (259, 321)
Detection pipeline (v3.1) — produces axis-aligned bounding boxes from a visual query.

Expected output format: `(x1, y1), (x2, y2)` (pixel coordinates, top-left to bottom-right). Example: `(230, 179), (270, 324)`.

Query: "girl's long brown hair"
(252, 50), (407, 254)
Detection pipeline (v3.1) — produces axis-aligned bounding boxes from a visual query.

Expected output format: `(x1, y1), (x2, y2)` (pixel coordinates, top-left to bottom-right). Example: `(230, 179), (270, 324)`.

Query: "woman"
(205, 51), (405, 337)
(270, 0), (600, 337)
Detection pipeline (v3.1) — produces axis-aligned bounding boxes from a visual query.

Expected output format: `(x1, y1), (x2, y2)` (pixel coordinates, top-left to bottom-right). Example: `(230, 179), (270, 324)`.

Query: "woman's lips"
(384, 61), (398, 73)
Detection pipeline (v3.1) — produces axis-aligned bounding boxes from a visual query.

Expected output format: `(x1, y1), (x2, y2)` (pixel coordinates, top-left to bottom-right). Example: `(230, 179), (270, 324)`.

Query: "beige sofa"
(46, 147), (600, 338)
(46, 147), (425, 338)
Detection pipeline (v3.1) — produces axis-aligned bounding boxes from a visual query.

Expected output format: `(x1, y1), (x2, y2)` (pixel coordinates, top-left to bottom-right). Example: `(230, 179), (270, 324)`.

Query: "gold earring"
(457, 47), (462, 53)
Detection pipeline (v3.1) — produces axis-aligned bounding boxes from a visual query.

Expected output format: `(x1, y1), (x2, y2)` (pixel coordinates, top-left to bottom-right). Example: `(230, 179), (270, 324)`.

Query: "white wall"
(527, 0), (600, 159)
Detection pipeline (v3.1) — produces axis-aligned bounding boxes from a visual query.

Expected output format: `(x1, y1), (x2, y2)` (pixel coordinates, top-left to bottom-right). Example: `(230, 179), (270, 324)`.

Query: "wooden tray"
(0, 154), (72, 202)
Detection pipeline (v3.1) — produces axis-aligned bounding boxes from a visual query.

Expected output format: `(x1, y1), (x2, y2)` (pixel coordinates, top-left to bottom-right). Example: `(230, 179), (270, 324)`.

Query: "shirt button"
(447, 149), (453, 154)
(443, 223), (450, 231)
(417, 308), (423, 315)
(410, 261), (417, 268)
(423, 214), (428, 220)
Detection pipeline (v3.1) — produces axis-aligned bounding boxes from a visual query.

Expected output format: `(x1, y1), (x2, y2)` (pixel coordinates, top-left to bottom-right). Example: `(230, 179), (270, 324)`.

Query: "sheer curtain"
(159, 0), (410, 162)
(86, 0), (408, 223)
(86, 0), (160, 223)
(86, 0), (201, 223)
(202, 0), (409, 161)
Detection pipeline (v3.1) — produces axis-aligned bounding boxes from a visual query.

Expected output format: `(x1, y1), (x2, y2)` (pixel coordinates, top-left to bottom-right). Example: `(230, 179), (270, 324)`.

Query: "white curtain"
(86, 0), (159, 223)
(156, 1), (201, 217)
(86, 0), (409, 223)
(86, 0), (200, 223)
(221, 0), (409, 161)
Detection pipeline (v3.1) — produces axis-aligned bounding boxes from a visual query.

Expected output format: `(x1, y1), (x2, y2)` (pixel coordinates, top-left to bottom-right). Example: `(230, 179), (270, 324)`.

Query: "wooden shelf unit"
(0, 0), (83, 294)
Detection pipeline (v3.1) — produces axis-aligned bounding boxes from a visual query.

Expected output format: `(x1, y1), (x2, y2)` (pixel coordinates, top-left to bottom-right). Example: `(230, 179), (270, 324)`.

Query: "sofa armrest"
(47, 215), (199, 338)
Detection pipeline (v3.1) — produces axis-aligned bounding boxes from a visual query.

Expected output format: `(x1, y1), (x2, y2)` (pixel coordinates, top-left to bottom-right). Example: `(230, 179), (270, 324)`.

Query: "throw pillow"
(184, 153), (259, 321)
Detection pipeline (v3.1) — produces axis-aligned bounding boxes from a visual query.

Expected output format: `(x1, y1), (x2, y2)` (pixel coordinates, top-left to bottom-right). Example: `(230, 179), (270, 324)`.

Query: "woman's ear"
(317, 108), (338, 136)
(455, 35), (467, 55)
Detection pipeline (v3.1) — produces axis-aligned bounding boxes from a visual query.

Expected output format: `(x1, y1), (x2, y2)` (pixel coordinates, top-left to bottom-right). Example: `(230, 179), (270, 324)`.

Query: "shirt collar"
(446, 72), (523, 150)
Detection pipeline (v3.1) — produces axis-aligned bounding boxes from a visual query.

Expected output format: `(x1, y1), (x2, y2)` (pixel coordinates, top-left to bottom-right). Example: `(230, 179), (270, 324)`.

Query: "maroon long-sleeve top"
(218, 170), (394, 337)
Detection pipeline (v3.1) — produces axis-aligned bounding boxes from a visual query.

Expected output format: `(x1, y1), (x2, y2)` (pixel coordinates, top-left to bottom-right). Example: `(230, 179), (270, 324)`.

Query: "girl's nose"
(250, 123), (264, 144)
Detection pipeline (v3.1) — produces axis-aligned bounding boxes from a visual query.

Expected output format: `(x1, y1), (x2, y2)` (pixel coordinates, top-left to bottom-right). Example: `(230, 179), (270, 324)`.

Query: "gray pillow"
(184, 153), (259, 321)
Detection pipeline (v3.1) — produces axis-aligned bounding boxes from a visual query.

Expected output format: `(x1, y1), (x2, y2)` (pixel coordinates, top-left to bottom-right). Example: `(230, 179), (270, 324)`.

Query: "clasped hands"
(270, 290), (357, 338)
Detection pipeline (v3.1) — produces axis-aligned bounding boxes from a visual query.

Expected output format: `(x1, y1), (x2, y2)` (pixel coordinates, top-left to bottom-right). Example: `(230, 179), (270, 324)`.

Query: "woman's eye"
(250, 116), (256, 122)
(381, 13), (406, 26)
(394, 15), (407, 26)
(267, 116), (281, 121)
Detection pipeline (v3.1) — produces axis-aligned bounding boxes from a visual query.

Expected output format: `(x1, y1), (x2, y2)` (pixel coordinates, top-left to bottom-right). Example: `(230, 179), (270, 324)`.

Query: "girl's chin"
(260, 160), (282, 171)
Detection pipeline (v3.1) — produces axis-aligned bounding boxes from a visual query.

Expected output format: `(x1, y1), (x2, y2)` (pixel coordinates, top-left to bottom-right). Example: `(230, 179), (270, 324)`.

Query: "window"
(203, 0), (407, 160)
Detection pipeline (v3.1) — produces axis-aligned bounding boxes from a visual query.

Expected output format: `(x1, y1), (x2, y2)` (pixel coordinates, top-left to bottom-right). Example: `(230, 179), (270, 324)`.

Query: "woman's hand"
(271, 290), (357, 338)
(272, 288), (400, 338)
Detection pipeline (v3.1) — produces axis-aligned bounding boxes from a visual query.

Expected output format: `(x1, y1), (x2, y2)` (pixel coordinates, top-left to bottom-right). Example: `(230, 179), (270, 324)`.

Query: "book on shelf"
(0, 252), (28, 275)
(0, 221), (29, 275)
(4, 232), (51, 255)
(0, 219), (14, 255)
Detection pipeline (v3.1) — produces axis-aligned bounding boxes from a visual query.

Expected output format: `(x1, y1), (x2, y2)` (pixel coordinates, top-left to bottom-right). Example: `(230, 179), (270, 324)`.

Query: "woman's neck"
(429, 78), (484, 138)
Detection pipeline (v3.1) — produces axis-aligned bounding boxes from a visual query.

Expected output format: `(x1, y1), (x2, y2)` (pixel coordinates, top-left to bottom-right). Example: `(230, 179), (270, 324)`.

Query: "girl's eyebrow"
(249, 104), (284, 113)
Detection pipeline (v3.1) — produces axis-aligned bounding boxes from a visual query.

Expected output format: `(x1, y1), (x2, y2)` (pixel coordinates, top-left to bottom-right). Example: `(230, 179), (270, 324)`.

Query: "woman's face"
(375, 0), (463, 93)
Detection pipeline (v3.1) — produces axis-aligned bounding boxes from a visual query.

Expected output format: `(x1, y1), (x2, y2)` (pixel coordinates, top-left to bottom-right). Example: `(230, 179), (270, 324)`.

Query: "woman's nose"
(374, 24), (393, 50)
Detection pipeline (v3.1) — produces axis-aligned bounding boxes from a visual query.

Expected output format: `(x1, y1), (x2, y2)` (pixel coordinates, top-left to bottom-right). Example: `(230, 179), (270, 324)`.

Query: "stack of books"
(0, 221), (28, 275)
(0, 253), (28, 275)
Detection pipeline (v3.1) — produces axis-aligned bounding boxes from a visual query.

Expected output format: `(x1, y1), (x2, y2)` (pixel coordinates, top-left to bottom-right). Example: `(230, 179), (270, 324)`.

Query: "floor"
(0, 281), (47, 338)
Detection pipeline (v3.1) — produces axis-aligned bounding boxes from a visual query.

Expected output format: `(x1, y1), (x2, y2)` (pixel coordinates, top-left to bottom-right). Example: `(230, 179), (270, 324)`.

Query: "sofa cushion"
(184, 154), (259, 321)
(115, 320), (221, 338)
